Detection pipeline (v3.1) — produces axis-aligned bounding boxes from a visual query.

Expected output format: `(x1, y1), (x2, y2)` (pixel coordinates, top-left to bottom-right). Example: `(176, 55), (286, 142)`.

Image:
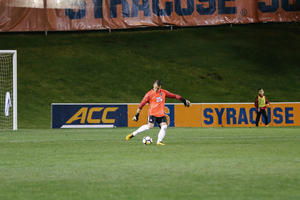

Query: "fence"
(0, 0), (299, 32)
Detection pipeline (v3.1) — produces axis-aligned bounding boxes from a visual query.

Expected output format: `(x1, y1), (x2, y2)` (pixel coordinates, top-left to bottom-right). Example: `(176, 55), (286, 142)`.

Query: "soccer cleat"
(156, 141), (165, 145)
(126, 133), (134, 141)
(265, 125), (269, 127)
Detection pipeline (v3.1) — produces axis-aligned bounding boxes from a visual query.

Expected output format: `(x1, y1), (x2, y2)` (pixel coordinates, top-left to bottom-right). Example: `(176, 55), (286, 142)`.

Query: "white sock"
(157, 125), (167, 142)
(133, 125), (150, 136)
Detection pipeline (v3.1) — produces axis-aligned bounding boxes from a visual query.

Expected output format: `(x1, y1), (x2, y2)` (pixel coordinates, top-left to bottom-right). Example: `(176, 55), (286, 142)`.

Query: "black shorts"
(148, 115), (167, 126)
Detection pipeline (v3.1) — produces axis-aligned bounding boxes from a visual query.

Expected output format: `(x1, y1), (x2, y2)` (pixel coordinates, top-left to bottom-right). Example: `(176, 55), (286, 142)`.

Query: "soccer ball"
(142, 136), (153, 145)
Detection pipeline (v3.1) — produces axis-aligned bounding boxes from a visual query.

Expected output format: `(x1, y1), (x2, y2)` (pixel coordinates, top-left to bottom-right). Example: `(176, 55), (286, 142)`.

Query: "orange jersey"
(138, 89), (182, 117)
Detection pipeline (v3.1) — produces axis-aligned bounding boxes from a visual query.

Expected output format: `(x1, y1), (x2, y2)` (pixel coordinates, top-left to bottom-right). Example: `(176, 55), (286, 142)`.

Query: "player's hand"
(132, 113), (139, 122)
(181, 98), (191, 107)
(185, 100), (191, 107)
(183, 99), (191, 107)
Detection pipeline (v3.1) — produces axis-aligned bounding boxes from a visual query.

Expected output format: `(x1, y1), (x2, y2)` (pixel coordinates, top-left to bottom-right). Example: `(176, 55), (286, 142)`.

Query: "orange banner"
(0, 0), (299, 31)
(201, 103), (256, 127)
(128, 103), (300, 127)
(174, 104), (202, 127)
(201, 103), (300, 127)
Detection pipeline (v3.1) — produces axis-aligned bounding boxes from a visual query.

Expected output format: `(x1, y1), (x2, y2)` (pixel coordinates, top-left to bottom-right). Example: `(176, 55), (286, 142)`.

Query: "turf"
(1, 127), (299, 200)
(0, 23), (300, 128)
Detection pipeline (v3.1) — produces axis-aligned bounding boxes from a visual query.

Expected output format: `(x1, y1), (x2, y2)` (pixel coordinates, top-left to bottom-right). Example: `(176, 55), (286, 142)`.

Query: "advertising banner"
(52, 103), (127, 128)
(201, 103), (300, 127)
(268, 103), (300, 127)
(174, 104), (202, 127)
(202, 103), (257, 127)
(52, 102), (300, 128)
(0, 0), (299, 32)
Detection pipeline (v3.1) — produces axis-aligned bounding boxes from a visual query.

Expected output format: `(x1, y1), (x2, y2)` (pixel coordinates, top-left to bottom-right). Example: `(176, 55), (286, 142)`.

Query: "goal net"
(0, 50), (17, 130)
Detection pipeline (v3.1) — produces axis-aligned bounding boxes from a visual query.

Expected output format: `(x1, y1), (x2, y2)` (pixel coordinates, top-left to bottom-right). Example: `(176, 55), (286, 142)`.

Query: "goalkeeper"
(126, 80), (191, 145)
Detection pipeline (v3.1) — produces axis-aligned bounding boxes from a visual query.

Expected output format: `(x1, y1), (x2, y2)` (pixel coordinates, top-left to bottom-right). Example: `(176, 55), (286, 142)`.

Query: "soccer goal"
(0, 50), (17, 130)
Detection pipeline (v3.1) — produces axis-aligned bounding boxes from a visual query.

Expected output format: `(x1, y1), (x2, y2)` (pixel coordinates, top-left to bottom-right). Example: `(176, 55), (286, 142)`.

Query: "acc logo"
(66, 107), (119, 124)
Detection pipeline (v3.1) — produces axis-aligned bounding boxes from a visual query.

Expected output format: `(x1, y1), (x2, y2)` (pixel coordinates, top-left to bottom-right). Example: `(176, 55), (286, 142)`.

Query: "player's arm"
(254, 96), (258, 109)
(132, 93), (150, 122)
(165, 90), (191, 107)
(265, 97), (270, 106)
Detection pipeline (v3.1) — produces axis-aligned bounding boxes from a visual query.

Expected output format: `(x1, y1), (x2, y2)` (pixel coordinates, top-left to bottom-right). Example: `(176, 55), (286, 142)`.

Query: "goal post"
(0, 50), (17, 130)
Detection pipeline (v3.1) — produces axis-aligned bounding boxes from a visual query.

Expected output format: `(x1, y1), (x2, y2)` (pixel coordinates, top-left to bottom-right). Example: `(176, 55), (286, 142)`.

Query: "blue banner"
(52, 104), (128, 128)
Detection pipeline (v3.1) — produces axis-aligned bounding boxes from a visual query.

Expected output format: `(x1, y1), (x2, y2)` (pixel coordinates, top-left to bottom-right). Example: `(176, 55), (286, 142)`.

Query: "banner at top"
(0, 0), (299, 31)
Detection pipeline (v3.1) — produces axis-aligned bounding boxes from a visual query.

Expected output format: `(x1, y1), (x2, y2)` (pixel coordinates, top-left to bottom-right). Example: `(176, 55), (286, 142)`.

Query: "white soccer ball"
(142, 136), (153, 145)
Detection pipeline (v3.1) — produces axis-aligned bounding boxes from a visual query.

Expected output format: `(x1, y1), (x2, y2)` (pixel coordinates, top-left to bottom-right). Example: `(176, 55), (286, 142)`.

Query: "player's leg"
(157, 116), (168, 145)
(262, 109), (269, 126)
(133, 123), (153, 136)
(126, 123), (154, 141)
(126, 116), (155, 141)
(255, 111), (261, 126)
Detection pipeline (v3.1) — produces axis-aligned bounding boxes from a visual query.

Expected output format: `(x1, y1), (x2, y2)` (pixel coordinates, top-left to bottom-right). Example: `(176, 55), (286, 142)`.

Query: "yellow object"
(258, 95), (266, 108)
(126, 133), (133, 141)
(156, 142), (165, 145)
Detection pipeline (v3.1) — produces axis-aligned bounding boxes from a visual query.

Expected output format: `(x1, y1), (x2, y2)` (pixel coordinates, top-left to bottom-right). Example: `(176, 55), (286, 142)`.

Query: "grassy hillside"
(0, 23), (300, 128)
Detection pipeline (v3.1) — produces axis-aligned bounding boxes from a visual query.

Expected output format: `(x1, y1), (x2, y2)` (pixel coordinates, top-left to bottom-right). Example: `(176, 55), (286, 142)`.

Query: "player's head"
(153, 80), (162, 92)
(154, 80), (162, 86)
(258, 88), (264, 95)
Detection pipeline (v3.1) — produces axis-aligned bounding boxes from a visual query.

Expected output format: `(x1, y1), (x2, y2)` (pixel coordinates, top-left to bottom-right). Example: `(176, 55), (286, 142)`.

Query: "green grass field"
(1, 127), (299, 200)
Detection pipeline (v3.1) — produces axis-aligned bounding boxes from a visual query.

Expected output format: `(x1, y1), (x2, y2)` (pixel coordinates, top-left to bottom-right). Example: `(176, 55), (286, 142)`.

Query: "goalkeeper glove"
(132, 113), (139, 122)
(180, 98), (191, 107)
